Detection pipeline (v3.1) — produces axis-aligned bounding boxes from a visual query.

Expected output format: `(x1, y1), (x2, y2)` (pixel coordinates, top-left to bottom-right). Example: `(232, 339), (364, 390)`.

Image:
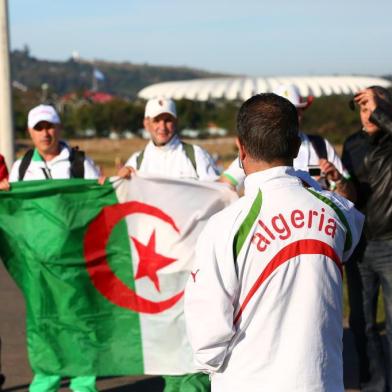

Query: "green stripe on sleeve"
(306, 188), (352, 251)
(233, 190), (262, 262)
(222, 172), (239, 186)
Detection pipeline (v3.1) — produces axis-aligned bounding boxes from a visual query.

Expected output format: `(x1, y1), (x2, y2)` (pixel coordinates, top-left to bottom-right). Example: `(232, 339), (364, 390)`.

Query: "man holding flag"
(0, 104), (100, 392)
(221, 84), (356, 201)
(118, 97), (219, 181)
(118, 97), (220, 391)
(1, 104), (100, 186)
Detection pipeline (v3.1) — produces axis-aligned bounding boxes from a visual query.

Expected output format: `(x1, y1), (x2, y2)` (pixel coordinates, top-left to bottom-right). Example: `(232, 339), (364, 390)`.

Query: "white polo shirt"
(185, 166), (364, 392)
(9, 142), (100, 181)
(125, 135), (219, 181)
(222, 132), (349, 188)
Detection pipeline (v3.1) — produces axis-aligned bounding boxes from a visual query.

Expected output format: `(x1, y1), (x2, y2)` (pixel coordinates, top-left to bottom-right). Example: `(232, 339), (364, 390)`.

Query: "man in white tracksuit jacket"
(221, 84), (356, 202)
(1, 104), (100, 392)
(184, 93), (364, 392)
(118, 97), (219, 182)
(118, 97), (218, 392)
(6, 105), (99, 183)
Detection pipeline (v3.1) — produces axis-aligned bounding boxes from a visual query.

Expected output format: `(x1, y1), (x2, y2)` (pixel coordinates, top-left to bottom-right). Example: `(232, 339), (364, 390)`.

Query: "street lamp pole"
(0, 0), (14, 168)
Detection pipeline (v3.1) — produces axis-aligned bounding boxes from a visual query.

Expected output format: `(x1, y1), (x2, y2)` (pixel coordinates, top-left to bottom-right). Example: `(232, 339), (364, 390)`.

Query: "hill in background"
(11, 48), (227, 98)
(10, 48), (392, 144)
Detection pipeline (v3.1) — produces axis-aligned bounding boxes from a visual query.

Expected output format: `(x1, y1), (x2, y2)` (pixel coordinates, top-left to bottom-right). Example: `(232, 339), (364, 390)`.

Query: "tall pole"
(0, 0), (14, 168)
(91, 68), (98, 91)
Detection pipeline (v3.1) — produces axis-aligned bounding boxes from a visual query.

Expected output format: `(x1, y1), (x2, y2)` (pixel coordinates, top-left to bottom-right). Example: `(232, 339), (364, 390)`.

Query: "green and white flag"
(0, 175), (236, 377)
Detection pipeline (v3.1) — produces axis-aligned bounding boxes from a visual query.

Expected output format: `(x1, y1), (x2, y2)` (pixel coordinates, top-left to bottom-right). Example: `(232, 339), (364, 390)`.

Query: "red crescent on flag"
(83, 201), (183, 314)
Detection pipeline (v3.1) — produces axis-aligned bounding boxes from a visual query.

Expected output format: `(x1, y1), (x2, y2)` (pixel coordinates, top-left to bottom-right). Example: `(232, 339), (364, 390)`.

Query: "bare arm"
(117, 166), (136, 179)
(319, 159), (356, 202)
(0, 179), (10, 191)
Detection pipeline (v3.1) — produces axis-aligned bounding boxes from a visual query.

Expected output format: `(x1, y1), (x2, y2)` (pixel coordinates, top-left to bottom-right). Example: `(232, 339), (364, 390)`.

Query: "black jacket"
(342, 107), (392, 240)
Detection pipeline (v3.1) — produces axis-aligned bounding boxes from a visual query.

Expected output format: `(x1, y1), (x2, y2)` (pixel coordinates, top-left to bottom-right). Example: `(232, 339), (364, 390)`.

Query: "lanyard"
(41, 161), (53, 179)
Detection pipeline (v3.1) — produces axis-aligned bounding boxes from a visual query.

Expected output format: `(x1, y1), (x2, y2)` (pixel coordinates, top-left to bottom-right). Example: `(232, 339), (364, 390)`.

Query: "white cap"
(273, 84), (310, 109)
(144, 97), (177, 119)
(28, 105), (61, 129)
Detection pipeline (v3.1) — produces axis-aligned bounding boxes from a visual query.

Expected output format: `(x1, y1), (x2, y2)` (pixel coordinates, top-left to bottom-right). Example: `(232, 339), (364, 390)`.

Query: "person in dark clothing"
(342, 86), (392, 392)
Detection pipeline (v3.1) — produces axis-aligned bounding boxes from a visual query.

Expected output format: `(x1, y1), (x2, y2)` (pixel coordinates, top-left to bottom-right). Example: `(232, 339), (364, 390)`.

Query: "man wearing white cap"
(118, 97), (219, 181)
(4, 104), (99, 184)
(221, 84), (356, 201)
(1, 104), (99, 392)
(118, 98), (218, 391)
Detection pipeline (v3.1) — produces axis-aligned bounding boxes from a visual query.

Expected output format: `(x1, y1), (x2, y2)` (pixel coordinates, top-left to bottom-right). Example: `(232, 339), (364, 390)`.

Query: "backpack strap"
(136, 142), (197, 175)
(18, 149), (34, 180)
(18, 146), (85, 180)
(136, 149), (145, 170)
(69, 147), (85, 178)
(307, 134), (328, 161)
(182, 142), (197, 175)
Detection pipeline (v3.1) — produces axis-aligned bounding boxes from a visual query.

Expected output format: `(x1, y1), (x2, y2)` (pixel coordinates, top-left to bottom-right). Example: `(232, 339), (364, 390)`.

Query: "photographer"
(221, 84), (356, 201)
(342, 86), (392, 392)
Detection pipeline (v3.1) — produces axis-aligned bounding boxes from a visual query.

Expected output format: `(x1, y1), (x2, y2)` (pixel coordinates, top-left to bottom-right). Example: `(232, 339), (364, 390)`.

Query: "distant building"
(83, 90), (114, 104)
(138, 75), (391, 102)
(60, 90), (115, 106)
(206, 122), (227, 137)
(181, 129), (201, 138)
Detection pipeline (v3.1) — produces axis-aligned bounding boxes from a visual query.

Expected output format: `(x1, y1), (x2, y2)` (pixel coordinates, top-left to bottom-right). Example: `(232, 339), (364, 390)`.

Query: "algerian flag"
(0, 176), (236, 377)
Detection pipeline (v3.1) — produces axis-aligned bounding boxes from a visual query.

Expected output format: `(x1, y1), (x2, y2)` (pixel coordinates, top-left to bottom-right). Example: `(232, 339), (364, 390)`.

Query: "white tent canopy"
(138, 75), (391, 102)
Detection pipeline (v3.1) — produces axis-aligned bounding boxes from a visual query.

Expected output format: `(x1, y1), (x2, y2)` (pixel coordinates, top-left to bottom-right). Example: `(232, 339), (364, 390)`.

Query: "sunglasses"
(33, 122), (55, 131)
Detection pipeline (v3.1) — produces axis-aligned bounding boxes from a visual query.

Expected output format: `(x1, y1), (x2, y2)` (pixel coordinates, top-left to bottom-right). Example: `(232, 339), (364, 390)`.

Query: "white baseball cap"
(144, 97), (177, 119)
(28, 104), (61, 129)
(273, 84), (311, 109)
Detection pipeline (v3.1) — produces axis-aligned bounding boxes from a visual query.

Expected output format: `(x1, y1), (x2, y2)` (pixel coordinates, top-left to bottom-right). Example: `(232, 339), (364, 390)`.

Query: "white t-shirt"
(9, 142), (100, 181)
(185, 166), (364, 392)
(125, 135), (219, 181)
(222, 132), (349, 188)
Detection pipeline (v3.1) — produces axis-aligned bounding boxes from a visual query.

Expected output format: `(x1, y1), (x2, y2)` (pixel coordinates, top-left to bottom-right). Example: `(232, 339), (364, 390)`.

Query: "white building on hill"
(138, 75), (391, 101)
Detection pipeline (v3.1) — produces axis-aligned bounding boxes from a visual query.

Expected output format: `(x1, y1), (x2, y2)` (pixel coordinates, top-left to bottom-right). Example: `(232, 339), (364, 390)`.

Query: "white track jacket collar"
(9, 142), (100, 181)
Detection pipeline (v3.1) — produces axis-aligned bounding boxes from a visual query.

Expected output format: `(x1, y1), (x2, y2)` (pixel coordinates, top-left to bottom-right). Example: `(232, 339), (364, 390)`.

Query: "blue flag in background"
(93, 68), (105, 81)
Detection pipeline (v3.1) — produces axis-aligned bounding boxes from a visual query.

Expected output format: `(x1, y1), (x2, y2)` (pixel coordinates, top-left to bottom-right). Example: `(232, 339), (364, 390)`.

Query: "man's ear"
(292, 135), (301, 159)
(236, 137), (246, 162)
(55, 124), (63, 134)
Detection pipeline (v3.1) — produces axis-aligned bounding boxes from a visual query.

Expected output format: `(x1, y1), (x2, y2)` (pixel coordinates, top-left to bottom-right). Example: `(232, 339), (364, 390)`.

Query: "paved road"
(0, 262), (360, 391)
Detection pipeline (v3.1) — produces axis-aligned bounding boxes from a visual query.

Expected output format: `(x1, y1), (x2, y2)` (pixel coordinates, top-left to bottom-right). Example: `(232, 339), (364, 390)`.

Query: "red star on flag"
(131, 230), (177, 292)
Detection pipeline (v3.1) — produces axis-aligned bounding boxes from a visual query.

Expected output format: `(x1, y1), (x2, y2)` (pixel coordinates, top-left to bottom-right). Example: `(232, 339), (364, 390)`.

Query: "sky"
(8, 0), (392, 77)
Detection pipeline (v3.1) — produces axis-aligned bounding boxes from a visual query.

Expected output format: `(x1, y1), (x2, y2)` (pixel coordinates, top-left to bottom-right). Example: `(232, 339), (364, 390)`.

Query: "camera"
(308, 165), (321, 177)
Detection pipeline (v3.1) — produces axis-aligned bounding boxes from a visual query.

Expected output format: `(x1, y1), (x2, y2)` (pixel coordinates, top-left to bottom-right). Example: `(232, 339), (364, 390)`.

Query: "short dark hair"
(237, 93), (299, 162)
(369, 85), (392, 103)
